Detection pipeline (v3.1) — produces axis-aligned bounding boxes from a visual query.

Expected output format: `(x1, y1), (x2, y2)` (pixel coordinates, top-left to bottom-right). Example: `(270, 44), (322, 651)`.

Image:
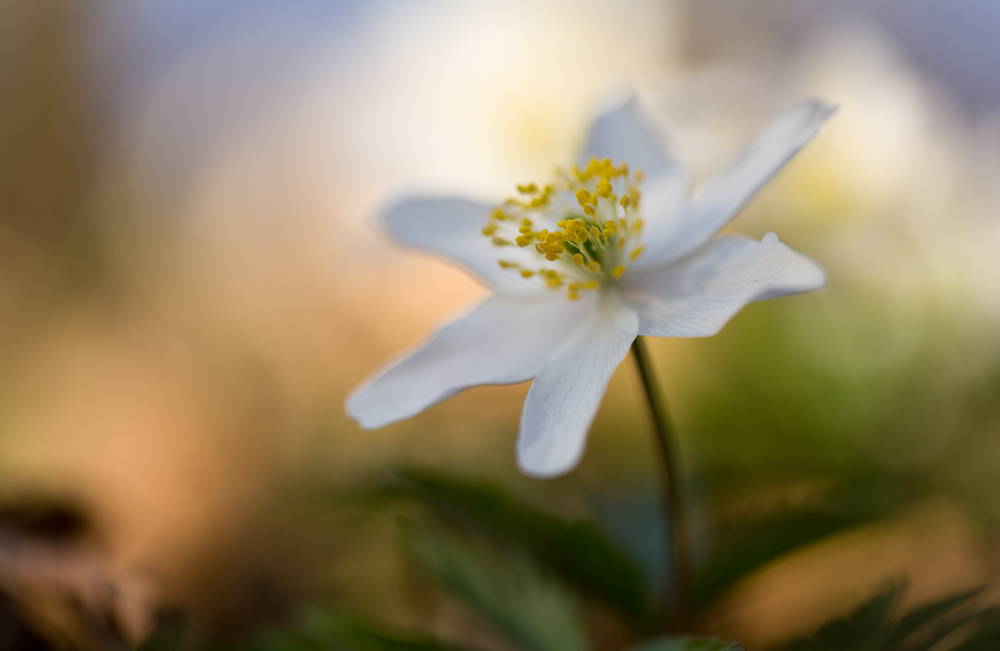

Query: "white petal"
(383, 197), (542, 295)
(640, 99), (835, 267)
(580, 97), (678, 181)
(346, 293), (596, 430)
(622, 233), (826, 338)
(516, 297), (639, 478)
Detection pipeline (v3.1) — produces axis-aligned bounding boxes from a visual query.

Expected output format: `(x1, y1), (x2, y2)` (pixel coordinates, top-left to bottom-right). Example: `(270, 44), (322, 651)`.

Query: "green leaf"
(374, 469), (649, 624)
(781, 587), (897, 651)
(694, 481), (910, 606)
(410, 525), (590, 651)
(890, 587), (980, 644)
(297, 611), (465, 651)
(889, 588), (983, 651)
(630, 636), (744, 651)
(244, 610), (469, 651)
(136, 614), (188, 651)
(777, 586), (998, 651)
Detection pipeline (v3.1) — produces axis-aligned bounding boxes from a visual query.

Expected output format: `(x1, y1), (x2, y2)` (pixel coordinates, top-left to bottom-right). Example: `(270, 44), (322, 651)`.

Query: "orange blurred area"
(2, 1), (1000, 648)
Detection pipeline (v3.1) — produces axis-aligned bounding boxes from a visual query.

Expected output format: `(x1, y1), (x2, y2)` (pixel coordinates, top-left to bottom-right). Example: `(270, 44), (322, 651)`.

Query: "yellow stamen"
(484, 160), (647, 296)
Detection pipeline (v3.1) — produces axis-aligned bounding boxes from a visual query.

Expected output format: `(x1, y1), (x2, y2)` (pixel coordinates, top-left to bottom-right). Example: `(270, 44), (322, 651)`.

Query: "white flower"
(347, 98), (833, 478)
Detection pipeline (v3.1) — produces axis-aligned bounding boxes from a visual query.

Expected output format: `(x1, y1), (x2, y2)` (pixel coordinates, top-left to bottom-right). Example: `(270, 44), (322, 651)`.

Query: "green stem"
(630, 336), (688, 631)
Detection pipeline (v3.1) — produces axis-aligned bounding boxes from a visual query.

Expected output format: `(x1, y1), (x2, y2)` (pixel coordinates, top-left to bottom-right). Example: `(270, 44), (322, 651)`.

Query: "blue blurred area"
(688, 0), (1000, 117)
(833, 0), (1000, 115)
(103, 0), (369, 85)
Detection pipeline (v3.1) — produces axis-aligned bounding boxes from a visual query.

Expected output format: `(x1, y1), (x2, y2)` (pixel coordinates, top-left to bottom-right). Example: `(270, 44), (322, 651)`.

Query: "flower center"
(482, 157), (646, 299)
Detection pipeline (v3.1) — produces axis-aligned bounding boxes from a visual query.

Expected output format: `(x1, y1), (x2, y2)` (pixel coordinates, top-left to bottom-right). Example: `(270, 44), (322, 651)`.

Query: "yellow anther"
(635, 218), (644, 230)
(635, 170), (644, 181)
(484, 158), (646, 298)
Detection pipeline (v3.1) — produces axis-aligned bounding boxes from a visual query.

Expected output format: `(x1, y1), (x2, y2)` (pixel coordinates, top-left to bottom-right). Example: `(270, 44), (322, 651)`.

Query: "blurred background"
(2, 1), (1000, 649)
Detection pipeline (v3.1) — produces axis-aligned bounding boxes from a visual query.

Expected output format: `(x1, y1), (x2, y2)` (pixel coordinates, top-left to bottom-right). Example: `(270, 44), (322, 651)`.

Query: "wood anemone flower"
(347, 97), (834, 478)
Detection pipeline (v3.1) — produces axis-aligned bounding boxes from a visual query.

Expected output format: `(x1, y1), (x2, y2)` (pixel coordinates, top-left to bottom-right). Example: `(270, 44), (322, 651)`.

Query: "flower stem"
(630, 336), (688, 631)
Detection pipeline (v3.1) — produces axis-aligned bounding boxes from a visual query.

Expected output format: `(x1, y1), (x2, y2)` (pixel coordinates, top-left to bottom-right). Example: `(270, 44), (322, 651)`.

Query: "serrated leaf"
(890, 587), (980, 644)
(781, 587), (897, 651)
(937, 607), (1000, 651)
(630, 636), (744, 651)
(375, 468), (648, 624)
(694, 481), (910, 606)
(410, 525), (589, 651)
